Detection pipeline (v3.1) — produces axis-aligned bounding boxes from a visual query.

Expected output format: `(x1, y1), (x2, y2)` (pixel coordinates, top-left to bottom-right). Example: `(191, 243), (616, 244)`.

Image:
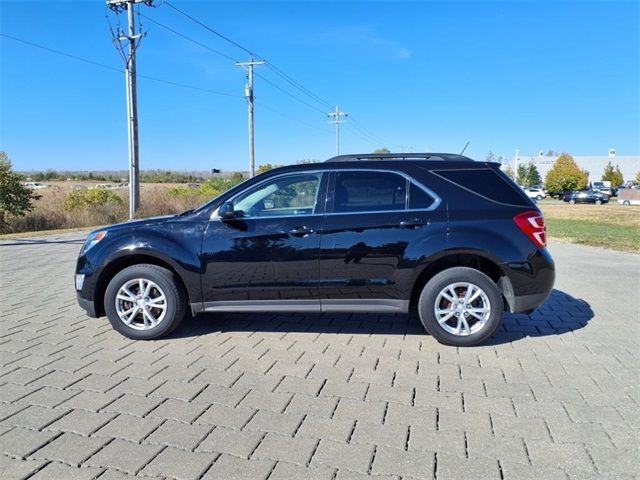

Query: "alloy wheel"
(433, 282), (491, 336)
(115, 278), (167, 330)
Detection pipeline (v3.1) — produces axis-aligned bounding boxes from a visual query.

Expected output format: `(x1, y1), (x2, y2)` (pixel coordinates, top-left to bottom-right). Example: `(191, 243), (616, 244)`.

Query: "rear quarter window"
(432, 168), (531, 206)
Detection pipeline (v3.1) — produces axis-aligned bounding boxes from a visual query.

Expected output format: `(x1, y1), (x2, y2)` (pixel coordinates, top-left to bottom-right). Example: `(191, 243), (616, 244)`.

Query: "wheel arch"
(94, 253), (191, 318)
(409, 252), (512, 312)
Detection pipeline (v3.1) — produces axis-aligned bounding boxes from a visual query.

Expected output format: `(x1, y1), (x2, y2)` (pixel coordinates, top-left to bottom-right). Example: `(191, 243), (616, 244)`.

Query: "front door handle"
(399, 219), (425, 228)
(289, 226), (314, 236)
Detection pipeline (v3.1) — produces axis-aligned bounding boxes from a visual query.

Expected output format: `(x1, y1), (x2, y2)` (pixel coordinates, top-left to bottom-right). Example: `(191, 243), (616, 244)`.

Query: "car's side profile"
(75, 153), (555, 346)
(563, 190), (610, 205)
(523, 187), (547, 201)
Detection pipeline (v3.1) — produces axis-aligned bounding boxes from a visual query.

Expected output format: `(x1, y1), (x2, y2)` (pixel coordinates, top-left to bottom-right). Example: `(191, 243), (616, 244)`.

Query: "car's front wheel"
(417, 267), (503, 346)
(104, 264), (187, 340)
(595, 199), (602, 205)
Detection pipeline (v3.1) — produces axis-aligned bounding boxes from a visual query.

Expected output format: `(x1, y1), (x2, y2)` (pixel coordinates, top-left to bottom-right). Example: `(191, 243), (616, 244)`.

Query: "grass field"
(540, 201), (640, 253)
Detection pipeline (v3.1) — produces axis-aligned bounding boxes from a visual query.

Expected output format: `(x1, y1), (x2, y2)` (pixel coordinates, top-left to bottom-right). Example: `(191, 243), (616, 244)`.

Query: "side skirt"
(193, 299), (409, 314)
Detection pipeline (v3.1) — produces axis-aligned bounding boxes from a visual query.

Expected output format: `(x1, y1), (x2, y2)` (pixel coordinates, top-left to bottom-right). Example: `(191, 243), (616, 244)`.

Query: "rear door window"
(333, 171), (407, 213)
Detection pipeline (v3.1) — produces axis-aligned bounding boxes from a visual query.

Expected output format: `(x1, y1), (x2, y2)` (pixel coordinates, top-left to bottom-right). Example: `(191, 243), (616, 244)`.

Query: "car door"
(200, 171), (327, 311)
(317, 169), (446, 311)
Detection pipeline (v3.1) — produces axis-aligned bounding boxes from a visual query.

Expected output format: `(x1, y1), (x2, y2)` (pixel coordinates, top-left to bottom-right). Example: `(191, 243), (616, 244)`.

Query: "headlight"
(82, 231), (107, 254)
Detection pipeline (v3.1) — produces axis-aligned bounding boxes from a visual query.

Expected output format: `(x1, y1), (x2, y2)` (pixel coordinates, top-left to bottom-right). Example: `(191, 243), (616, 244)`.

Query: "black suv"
(75, 153), (555, 346)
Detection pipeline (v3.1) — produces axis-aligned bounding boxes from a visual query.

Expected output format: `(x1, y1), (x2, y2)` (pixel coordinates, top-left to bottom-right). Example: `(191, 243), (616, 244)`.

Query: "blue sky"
(1, 0), (638, 172)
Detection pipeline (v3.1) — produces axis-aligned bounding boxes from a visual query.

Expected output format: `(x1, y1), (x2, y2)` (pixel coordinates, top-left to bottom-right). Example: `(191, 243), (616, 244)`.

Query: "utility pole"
(236, 59), (265, 177)
(107, 0), (152, 218)
(327, 106), (347, 155)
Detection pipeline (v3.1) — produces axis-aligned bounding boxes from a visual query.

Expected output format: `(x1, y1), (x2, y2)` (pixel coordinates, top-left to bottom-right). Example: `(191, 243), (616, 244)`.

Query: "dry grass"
(3, 185), (206, 234)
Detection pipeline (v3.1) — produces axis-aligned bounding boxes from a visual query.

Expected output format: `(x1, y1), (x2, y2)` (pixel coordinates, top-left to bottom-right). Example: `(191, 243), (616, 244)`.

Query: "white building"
(504, 149), (639, 185)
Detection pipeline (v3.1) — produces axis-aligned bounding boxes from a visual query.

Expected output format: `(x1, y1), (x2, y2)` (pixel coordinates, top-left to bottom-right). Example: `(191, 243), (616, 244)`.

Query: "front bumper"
(77, 292), (98, 318)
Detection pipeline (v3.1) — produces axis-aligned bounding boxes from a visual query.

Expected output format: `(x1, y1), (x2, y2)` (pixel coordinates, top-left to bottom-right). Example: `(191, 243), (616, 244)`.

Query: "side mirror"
(218, 201), (236, 220)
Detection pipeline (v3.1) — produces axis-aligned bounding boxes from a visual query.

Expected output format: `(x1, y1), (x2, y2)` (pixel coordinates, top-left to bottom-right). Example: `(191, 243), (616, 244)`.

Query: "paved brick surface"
(0, 232), (639, 479)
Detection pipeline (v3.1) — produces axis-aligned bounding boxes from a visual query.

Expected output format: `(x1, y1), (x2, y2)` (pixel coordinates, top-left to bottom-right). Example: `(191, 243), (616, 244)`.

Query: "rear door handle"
(289, 226), (314, 236)
(399, 219), (425, 228)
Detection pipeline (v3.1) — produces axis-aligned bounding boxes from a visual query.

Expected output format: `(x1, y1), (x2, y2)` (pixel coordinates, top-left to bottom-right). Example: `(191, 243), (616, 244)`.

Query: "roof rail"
(325, 153), (471, 162)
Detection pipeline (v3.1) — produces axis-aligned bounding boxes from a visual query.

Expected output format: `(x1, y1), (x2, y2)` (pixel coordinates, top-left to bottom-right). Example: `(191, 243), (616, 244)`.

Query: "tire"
(569, 199), (576, 204)
(104, 264), (187, 340)
(536, 195), (543, 201)
(623, 201), (631, 206)
(595, 199), (602, 205)
(417, 267), (503, 346)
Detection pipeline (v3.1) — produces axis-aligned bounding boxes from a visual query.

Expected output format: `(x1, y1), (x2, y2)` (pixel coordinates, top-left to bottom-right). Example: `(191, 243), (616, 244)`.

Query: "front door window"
(233, 174), (321, 218)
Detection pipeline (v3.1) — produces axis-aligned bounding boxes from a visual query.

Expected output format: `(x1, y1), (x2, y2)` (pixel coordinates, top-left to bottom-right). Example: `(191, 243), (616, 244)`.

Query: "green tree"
(516, 164), (528, 186)
(601, 161), (624, 188)
(545, 153), (588, 194)
(0, 152), (39, 232)
(373, 148), (391, 154)
(636, 171), (640, 183)
(516, 163), (541, 187)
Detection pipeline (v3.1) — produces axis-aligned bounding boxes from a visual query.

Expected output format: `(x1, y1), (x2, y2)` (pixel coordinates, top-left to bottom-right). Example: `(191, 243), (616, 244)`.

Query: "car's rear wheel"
(623, 200), (631, 206)
(595, 199), (602, 205)
(536, 195), (543, 200)
(569, 199), (576, 204)
(417, 267), (503, 346)
(104, 264), (186, 340)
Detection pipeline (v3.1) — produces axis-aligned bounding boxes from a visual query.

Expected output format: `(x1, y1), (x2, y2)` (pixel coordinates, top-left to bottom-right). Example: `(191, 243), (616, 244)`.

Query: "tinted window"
(409, 183), (435, 209)
(333, 171), (406, 213)
(434, 169), (530, 206)
(234, 174), (320, 217)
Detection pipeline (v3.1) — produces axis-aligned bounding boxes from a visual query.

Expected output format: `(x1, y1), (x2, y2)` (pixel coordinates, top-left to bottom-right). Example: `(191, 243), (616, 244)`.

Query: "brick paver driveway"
(1, 232), (638, 480)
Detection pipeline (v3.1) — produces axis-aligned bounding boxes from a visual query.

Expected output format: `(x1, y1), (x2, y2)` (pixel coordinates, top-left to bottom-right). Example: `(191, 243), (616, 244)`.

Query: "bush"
(64, 188), (125, 211)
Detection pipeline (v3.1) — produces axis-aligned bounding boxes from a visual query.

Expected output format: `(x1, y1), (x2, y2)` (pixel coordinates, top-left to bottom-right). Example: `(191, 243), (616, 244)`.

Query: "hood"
(88, 214), (175, 236)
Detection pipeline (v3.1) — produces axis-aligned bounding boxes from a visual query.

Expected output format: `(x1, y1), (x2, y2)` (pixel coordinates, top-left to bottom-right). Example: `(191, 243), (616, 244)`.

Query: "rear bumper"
(77, 293), (98, 318)
(512, 291), (552, 314)
(500, 248), (555, 313)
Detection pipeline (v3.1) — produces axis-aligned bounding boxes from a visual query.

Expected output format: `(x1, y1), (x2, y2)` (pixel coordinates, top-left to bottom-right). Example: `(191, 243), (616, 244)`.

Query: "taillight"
(513, 211), (546, 248)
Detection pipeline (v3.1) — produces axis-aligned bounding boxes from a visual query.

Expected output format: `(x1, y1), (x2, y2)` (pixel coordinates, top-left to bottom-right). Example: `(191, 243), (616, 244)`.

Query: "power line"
(138, 12), (327, 116)
(265, 64), (334, 110)
(157, 2), (334, 112)
(163, 1), (259, 59)
(0, 33), (240, 98)
(254, 72), (327, 115)
(1, 33), (121, 72)
(139, 13), (238, 63)
(256, 100), (329, 133)
(156, 3), (395, 147)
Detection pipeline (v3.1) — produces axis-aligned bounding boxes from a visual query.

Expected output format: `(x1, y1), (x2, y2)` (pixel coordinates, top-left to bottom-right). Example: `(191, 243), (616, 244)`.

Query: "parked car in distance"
(563, 190), (609, 205)
(23, 182), (49, 189)
(617, 187), (640, 206)
(75, 153), (555, 347)
(596, 187), (614, 197)
(523, 187), (547, 201)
